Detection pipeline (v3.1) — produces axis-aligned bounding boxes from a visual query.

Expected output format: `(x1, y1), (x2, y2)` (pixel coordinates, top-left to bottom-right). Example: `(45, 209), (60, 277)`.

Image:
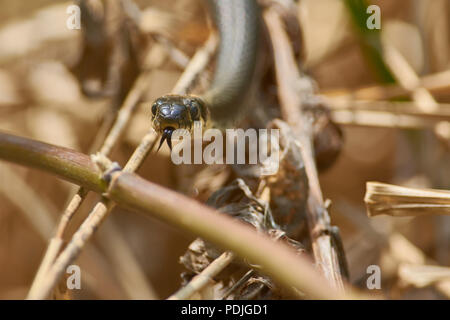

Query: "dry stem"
(263, 6), (347, 290)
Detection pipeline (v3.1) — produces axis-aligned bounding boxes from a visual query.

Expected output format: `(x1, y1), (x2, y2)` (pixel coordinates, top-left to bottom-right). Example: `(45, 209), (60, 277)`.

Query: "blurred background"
(0, 0), (449, 299)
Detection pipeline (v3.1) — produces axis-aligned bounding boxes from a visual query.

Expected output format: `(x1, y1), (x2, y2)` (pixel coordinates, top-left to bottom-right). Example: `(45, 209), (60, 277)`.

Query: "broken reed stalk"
(168, 252), (235, 300)
(0, 131), (361, 299)
(263, 7), (347, 290)
(364, 182), (450, 217)
(27, 34), (219, 299)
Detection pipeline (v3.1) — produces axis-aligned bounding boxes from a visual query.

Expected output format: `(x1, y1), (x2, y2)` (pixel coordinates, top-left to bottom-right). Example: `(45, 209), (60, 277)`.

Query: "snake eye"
(189, 104), (199, 120)
(151, 103), (157, 116)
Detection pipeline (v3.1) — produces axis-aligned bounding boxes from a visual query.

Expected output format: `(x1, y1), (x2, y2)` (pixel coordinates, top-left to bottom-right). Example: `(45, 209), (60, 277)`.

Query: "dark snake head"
(151, 95), (208, 151)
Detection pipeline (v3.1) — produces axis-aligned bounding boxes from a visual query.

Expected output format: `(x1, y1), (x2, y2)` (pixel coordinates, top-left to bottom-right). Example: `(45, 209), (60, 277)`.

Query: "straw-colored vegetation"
(0, 0), (448, 300)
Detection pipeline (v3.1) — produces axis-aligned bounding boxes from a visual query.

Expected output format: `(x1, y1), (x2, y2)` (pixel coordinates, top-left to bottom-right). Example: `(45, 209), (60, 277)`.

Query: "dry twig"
(263, 6), (347, 290)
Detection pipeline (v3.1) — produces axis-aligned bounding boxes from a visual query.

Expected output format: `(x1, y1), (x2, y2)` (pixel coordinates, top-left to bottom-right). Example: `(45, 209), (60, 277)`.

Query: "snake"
(151, 0), (260, 150)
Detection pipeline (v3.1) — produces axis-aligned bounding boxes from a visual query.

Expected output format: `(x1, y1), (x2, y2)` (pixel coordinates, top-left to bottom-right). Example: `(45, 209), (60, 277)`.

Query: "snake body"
(151, 0), (259, 149)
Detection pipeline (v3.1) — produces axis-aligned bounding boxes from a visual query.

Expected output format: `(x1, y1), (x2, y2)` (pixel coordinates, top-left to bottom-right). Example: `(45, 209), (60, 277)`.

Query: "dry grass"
(0, 0), (449, 300)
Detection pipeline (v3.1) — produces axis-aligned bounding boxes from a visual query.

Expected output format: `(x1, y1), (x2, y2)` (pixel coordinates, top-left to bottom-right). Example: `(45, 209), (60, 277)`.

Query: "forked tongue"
(157, 127), (175, 152)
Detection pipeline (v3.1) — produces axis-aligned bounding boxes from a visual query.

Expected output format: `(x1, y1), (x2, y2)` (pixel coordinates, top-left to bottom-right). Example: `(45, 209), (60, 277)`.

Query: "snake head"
(151, 94), (208, 151)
